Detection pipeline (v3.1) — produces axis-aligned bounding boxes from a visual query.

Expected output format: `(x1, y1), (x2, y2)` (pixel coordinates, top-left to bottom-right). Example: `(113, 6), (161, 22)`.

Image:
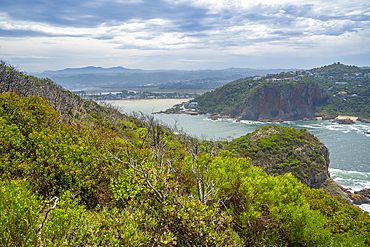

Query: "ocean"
(106, 99), (370, 211)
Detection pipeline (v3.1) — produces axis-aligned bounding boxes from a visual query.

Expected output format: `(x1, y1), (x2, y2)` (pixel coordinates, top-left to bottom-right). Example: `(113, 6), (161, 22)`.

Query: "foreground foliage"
(1, 60), (370, 246)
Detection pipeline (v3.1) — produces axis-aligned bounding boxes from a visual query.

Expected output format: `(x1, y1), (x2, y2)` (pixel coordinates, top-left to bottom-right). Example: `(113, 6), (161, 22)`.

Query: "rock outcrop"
(241, 83), (331, 121)
(334, 118), (355, 124)
(227, 126), (331, 188)
(358, 117), (370, 123)
(342, 188), (370, 205)
(226, 125), (352, 203)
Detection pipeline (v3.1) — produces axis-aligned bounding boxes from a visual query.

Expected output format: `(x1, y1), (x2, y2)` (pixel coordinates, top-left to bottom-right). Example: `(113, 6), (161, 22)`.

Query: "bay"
(106, 99), (370, 211)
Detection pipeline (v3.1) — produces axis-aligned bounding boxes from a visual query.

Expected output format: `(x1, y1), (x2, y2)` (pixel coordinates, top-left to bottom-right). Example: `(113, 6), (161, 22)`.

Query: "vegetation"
(191, 63), (370, 119)
(1, 61), (370, 246)
(191, 78), (257, 117)
(225, 126), (329, 188)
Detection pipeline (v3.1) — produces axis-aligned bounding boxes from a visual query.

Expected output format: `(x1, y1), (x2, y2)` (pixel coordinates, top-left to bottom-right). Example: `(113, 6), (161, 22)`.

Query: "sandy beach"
(335, 115), (359, 121)
(105, 98), (192, 114)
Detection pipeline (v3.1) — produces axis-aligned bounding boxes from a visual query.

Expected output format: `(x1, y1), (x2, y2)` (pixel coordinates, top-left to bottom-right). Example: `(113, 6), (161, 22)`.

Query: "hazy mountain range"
(32, 66), (290, 90)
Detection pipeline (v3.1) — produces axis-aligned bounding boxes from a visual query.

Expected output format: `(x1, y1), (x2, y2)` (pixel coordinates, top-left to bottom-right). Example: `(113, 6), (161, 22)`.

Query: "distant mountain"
(31, 67), (289, 90)
(41, 66), (144, 75)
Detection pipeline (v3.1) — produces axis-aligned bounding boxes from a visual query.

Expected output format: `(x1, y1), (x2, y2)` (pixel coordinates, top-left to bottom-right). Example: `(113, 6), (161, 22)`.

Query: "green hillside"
(191, 63), (370, 119)
(1, 61), (370, 246)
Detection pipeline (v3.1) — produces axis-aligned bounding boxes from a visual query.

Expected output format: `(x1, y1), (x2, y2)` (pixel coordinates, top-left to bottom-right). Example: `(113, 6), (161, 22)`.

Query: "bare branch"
(37, 196), (59, 234)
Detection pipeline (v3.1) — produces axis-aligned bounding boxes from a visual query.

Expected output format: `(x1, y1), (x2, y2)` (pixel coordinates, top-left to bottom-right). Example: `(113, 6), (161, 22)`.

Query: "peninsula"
(168, 63), (370, 122)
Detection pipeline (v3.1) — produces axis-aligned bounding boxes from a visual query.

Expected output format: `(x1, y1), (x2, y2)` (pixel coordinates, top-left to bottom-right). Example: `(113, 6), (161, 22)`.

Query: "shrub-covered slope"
(225, 126), (351, 202)
(0, 60), (127, 125)
(226, 126), (330, 187)
(1, 62), (370, 246)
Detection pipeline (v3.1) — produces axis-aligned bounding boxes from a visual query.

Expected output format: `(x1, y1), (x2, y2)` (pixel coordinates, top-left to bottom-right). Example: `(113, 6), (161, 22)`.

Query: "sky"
(0, 0), (369, 72)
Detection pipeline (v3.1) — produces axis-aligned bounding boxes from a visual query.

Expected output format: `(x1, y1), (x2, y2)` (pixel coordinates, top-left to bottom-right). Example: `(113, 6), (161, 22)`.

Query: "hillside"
(1, 61), (370, 246)
(191, 63), (370, 120)
(225, 126), (351, 202)
(0, 61), (129, 125)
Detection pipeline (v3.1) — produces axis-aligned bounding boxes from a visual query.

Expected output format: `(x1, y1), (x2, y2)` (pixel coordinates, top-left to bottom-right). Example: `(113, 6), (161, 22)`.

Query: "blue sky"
(0, 0), (369, 72)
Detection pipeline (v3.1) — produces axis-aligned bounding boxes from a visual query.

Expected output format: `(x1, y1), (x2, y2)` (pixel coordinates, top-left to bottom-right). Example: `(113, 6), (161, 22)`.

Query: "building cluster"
(265, 76), (303, 82)
(343, 72), (369, 81)
(73, 90), (199, 101)
(254, 72), (304, 82)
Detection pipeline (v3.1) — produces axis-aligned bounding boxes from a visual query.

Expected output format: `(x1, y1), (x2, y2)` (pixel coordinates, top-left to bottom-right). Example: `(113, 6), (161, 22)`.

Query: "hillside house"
(338, 92), (347, 97)
(188, 102), (198, 109)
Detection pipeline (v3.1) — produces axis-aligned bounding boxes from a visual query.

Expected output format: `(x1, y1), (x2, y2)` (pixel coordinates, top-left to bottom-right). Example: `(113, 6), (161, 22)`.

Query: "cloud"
(0, 0), (369, 71)
(1, 1), (368, 40)
(0, 0), (209, 29)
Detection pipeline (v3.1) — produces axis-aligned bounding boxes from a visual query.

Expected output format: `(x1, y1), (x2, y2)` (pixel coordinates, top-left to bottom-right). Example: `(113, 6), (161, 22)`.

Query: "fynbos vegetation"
(1, 61), (370, 246)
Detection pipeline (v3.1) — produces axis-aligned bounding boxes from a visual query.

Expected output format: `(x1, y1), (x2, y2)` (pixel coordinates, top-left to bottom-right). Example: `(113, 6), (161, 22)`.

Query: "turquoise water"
(107, 99), (370, 211)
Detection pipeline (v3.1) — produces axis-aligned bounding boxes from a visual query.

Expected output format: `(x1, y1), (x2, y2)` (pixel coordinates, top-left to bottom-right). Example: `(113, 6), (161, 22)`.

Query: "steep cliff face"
(241, 83), (330, 121)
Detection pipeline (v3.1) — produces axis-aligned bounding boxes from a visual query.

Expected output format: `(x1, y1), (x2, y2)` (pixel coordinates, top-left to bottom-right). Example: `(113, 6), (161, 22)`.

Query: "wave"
(329, 168), (370, 192)
(294, 121), (370, 134)
(239, 120), (265, 125)
(358, 204), (370, 213)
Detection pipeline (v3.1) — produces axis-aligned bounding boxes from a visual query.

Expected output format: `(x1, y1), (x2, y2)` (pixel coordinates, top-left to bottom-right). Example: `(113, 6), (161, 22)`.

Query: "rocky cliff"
(241, 83), (331, 121)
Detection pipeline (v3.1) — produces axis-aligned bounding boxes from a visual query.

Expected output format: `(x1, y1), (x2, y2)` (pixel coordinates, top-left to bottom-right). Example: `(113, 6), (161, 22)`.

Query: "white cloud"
(0, 0), (369, 71)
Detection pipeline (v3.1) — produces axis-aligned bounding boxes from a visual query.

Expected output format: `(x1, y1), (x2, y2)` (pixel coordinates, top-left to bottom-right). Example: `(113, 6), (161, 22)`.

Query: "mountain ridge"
(32, 66), (289, 90)
(41, 65), (144, 75)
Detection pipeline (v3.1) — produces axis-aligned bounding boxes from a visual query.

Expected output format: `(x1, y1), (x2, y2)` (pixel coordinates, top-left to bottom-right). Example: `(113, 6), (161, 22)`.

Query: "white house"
(188, 102), (198, 108)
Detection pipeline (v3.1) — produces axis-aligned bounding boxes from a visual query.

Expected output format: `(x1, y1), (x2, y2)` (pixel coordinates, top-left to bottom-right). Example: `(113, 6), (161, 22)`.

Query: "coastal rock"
(350, 193), (370, 205)
(355, 188), (370, 198)
(358, 117), (370, 123)
(334, 118), (355, 124)
(241, 83), (331, 121)
(339, 188), (370, 205)
(322, 115), (337, 120)
(352, 189), (370, 204)
(303, 117), (318, 121)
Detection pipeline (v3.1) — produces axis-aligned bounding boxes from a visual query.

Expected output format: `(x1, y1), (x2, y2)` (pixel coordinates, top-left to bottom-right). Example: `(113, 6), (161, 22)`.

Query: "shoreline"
(155, 109), (370, 124)
(104, 98), (192, 103)
(107, 99), (370, 124)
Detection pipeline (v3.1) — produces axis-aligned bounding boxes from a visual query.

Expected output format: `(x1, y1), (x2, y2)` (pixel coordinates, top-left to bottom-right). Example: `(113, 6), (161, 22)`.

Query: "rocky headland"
(240, 83), (331, 121)
(185, 64), (370, 123)
(225, 125), (369, 205)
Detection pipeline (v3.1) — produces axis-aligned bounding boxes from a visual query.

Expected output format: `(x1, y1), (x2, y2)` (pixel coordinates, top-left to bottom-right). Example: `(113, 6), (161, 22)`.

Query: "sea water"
(107, 99), (370, 211)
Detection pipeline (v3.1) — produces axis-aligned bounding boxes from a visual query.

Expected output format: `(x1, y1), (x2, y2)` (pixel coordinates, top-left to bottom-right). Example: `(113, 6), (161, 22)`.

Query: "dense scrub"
(225, 126), (330, 188)
(191, 78), (258, 117)
(1, 63), (370, 246)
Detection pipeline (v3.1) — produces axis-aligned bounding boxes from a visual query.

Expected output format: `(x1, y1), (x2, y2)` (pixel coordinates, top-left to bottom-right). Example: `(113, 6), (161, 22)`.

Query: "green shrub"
(0, 180), (40, 246)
